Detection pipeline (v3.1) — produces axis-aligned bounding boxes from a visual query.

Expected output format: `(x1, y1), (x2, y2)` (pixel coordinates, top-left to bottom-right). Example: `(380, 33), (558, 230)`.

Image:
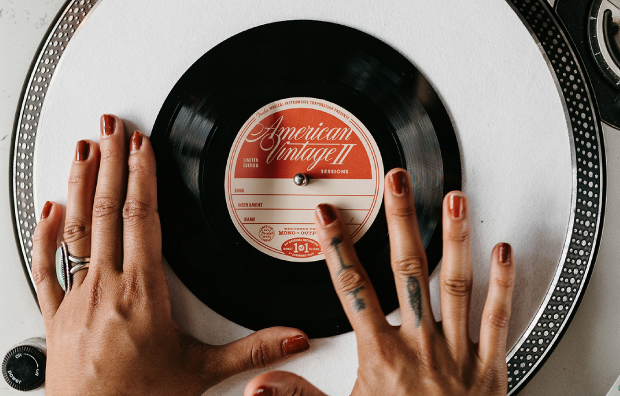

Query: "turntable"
(1, 0), (620, 394)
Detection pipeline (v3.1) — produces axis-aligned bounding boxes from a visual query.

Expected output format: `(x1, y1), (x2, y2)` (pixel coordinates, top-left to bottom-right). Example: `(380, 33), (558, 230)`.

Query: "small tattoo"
(407, 276), (422, 327)
(346, 286), (366, 312)
(331, 237), (352, 274)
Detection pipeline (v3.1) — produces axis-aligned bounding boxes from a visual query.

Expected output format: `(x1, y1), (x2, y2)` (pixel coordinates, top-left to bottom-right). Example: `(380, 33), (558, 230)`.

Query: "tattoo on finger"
(407, 276), (422, 327)
(331, 237), (352, 274)
(346, 286), (366, 312)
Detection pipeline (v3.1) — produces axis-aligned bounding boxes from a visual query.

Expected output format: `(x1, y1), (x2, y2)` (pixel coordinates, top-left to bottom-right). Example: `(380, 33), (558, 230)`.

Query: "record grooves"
(151, 20), (460, 338)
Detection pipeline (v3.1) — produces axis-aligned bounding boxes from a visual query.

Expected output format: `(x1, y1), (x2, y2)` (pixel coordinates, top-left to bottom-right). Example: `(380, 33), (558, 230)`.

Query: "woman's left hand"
(32, 114), (310, 396)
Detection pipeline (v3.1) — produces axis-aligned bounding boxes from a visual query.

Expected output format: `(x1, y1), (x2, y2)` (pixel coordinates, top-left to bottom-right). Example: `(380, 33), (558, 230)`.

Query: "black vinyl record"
(151, 20), (460, 338)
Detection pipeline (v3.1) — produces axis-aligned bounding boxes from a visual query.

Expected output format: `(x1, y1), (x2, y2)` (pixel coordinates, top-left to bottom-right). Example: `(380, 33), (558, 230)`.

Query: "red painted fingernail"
(130, 131), (143, 153)
(316, 203), (338, 226)
(101, 114), (116, 136)
(389, 169), (409, 195)
(282, 335), (310, 357)
(253, 386), (273, 396)
(449, 193), (464, 219)
(76, 140), (90, 161)
(499, 243), (511, 265)
(40, 201), (52, 220)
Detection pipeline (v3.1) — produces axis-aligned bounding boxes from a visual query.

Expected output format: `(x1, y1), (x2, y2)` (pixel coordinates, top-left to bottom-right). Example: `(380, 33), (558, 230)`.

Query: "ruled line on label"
(231, 193), (375, 197)
(241, 222), (363, 225)
(235, 208), (369, 211)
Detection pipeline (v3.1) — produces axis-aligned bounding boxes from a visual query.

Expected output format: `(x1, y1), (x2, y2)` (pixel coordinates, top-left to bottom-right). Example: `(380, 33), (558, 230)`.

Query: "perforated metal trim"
(10, 0), (604, 394)
(505, 0), (605, 394)
(11, 0), (100, 288)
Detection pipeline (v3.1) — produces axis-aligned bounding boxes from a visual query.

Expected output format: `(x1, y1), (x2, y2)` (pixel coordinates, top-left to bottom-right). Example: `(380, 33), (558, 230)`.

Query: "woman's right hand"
(245, 169), (515, 396)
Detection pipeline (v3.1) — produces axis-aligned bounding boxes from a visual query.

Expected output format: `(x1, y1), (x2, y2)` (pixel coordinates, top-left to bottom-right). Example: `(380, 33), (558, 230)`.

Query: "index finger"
(314, 203), (388, 336)
(122, 132), (164, 284)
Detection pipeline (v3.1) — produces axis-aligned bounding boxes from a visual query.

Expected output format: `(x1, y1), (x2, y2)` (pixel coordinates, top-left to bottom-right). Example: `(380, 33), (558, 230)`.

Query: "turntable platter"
(12, 0), (603, 394)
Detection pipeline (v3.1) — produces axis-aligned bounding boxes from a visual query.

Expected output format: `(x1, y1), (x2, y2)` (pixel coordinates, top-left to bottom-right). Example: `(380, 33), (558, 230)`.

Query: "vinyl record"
(151, 20), (460, 338)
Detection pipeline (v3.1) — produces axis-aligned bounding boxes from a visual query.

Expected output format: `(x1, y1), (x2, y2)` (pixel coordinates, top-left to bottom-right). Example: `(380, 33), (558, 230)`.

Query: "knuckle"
(68, 174), (89, 189)
(442, 275), (472, 298)
(392, 254), (426, 278)
(128, 159), (156, 176)
(31, 227), (47, 247)
(249, 341), (272, 369)
(486, 310), (511, 330)
(335, 268), (366, 294)
(493, 275), (515, 290)
(445, 227), (470, 245)
(63, 219), (91, 244)
(99, 145), (123, 163)
(85, 280), (104, 316)
(477, 364), (507, 393)
(122, 199), (155, 224)
(31, 263), (49, 286)
(120, 274), (144, 300)
(387, 204), (416, 220)
(92, 196), (122, 219)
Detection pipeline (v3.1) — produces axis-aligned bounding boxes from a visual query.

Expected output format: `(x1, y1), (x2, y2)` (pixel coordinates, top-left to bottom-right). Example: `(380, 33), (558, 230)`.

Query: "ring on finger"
(55, 241), (90, 293)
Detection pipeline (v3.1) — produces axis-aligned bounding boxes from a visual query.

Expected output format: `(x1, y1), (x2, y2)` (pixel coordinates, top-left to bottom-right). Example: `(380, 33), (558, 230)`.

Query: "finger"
(244, 371), (328, 396)
(122, 132), (163, 283)
(439, 191), (473, 358)
(478, 243), (515, 365)
(31, 201), (63, 323)
(63, 140), (99, 288)
(315, 203), (387, 335)
(384, 168), (434, 332)
(208, 328), (310, 379)
(90, 114), (126, 273)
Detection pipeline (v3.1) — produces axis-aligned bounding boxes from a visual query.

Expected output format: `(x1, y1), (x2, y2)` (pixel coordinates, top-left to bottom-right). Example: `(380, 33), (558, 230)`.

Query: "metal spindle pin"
(294, 173), (309, 186)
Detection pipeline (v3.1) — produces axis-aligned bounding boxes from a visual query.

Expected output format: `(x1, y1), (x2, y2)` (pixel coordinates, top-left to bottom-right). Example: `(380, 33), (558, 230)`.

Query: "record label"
(224, 97), (384, 262)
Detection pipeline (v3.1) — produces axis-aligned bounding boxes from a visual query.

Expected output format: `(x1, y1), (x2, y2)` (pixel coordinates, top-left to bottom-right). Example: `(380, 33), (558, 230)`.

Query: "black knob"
(2, 345), (46, 391)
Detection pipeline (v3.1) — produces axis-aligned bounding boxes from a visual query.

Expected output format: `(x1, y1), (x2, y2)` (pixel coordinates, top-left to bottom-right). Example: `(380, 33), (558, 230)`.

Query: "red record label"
(225, 97), (384, 262)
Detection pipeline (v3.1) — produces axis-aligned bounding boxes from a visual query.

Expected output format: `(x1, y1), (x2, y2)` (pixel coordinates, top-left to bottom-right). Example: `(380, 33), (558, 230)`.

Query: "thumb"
(208, 327), (310, 379)
(245, 371), (329, 396)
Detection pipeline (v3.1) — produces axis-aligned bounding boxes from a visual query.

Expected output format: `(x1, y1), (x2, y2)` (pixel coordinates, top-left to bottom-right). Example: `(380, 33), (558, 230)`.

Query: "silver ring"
(69, 262), (90, 275)
(55, 241), (90, 293)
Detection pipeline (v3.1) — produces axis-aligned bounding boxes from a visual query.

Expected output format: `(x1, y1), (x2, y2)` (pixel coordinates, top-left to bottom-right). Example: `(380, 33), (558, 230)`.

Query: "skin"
(32, 114), (515, 395)
(245, 169), (516, 396)
(32, 115), (309, 396)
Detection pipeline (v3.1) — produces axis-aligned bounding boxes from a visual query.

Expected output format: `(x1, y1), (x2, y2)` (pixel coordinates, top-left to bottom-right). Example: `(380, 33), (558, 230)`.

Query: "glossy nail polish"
(76, 140), (90, 161)
(499, 243), (511, 265)
(316, 203), (337, 226)
(449, 194), (464, 219)
(389, 169), (409, 195)
(40, 201), (52, 220)
(101, 114), (116, 136)
(130, 131), (143, 153)
(282, 335), (310, 357)
(253, 386), (273, 396)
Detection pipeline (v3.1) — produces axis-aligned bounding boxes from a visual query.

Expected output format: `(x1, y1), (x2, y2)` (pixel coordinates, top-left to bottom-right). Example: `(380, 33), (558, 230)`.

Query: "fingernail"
(41, 201), (52, 220)
(499, 243), (511, 265)
(130, 131), (143, 153)
(76, 140), (90, 161)
(253, 386), (273, 396)
(389, 169), (409, 195)
(101, 114), (116, 136)
(316, 203), (337, 226)
(282, 335), (310, 357)
(449, 193), (464, 219)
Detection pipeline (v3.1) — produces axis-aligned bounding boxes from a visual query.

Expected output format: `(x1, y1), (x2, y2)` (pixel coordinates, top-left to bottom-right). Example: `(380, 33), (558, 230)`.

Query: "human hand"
(245, 168), (515, 396)
(32, 114), (310, 396)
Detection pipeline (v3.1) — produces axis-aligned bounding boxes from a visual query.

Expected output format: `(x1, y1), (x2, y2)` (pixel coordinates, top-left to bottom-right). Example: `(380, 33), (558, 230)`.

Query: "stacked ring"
(55, 241), (90, 293)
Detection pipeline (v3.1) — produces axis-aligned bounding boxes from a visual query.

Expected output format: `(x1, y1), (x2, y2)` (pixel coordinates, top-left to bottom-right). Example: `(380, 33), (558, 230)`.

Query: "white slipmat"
(33, 0), (574, 394)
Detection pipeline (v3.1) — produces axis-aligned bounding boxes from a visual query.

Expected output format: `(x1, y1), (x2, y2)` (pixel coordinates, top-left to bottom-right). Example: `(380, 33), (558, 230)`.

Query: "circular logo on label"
(224, 97), (384, 262)
(258, 225), (275, 242)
